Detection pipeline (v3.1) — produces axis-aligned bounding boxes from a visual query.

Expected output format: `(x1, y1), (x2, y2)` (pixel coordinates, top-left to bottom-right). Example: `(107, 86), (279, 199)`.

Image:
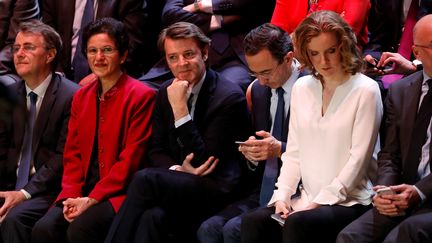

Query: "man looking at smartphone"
(197, 23), (305, 243)
(337, 14), (432, 243)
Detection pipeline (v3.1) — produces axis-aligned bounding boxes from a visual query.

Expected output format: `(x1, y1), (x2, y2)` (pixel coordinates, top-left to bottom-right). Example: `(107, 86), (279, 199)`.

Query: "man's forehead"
(164, 37), (200, 50)
(15, 31), (44, 43)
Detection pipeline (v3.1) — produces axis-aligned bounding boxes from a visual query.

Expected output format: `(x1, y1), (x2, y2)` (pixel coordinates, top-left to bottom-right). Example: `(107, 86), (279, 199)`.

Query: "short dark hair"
(244, 23), (293, 63)
(82, 17), (129, 57)
(293, 10), (363, 80)
(18, 19), (62, 70)
(157, 22), (211, 54)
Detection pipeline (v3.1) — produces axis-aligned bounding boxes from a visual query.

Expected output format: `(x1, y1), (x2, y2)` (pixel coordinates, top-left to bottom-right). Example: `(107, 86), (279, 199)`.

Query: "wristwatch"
(412, 59), (423, 71)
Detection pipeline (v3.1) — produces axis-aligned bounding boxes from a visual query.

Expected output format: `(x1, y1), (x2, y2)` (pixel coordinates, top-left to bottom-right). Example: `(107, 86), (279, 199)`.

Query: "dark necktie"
(72, 0), (94, 82)
(16, 92), (37, 190)
(187, 93), (194, 111)
(406, 79), (432, 183)
(260, 87), (285, 206)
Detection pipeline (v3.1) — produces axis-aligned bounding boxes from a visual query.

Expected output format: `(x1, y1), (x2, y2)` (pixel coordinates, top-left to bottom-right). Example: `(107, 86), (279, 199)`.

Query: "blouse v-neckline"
(317, 76), (353, 118)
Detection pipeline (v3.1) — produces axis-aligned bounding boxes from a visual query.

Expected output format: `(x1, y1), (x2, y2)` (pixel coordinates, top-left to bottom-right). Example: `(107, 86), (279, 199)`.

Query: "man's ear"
(412, 46), (421, 61)
(46, 49), (57, 64)
(202, 46), (209, 61)
(284, 51), (294, 64)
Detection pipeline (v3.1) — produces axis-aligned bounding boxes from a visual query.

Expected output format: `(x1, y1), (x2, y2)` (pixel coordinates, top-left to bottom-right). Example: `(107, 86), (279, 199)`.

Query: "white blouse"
(268, 73), (383, 208)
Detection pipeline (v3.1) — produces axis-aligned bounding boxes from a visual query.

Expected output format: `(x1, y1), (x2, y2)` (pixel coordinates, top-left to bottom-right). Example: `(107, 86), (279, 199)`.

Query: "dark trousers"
(0, 194), (55, 243)
(242, 204), (370, 243)
(241, 207), (282, 243)
(104, 168), (233, 243)
(31, 200), (115, 243)
(396, 211), (432, 243)
(336, 206), (432, 243)
(197, 194), (259, 243)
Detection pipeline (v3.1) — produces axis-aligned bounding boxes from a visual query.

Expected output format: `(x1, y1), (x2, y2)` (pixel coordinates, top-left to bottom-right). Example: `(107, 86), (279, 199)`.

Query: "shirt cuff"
(210, 15), (223, 31)
(201, 0), (213, 13)
(174, 114), (192, 128)
(20, 189), (31, 200)
(414, 185), (426, 201)
(169, 165), (181, 171)
(246, 160), (259, 171)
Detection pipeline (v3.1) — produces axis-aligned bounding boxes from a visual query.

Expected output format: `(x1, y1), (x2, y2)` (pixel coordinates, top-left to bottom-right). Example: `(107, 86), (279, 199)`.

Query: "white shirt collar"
(25, 73), (52, 99)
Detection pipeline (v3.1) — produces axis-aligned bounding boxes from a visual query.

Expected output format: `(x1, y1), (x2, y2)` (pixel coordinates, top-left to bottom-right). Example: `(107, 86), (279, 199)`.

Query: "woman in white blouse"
(269, 10), (383, 243)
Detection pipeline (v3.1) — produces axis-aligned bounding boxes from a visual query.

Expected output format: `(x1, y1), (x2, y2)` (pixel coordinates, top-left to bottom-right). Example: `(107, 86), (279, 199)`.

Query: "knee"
(335, 226), (357, 243)
(67, 220), (88, 243)
(31, 218), (52, 242)
(197, 216), (224, 243)
(283, 212), (305, 233)
(1, 211), (22, 231)
(222, 217), (241, 243)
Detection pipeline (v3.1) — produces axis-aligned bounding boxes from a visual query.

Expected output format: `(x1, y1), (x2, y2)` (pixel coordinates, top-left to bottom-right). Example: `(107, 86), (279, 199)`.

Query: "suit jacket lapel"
(32, 75), (59, 154)
(13, 82), (28, 154)
(401, 72), (423, 161)
(194, 70), (217, 129)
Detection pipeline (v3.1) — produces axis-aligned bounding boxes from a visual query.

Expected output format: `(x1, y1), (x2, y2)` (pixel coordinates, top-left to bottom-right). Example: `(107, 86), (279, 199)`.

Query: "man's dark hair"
(244, 23), (293, 63)
(157, 22), (211, 54)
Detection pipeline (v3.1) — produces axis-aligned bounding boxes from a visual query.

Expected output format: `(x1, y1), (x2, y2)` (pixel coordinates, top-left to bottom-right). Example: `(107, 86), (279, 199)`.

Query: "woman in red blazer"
(271, 0), (370, 49)
(32, 18), (156, 243)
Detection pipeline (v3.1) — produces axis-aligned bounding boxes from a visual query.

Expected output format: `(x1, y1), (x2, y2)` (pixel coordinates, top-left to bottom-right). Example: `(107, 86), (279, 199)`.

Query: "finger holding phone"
(377, 52), (417, 75)
(237, 131), (282, 162)
(389, 184), (421, 211)
(372, 186), (398, 216)
(274, 200), (292, 219)
(364, 54), (385, 76)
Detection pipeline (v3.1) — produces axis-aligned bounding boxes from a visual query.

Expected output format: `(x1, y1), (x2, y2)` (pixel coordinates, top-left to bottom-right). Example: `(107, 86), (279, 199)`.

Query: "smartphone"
(271, 213), (286, 226)
(376, 187), (395, 196)
(235, 141), (246, 145)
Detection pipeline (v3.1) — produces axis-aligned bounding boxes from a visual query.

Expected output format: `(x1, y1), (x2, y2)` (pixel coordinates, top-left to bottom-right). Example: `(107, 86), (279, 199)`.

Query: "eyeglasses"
(86, 46), (118, 56)
(249, 61), (283, 79)
(414, 44), (432, 50)
(11, 44), (44, 54)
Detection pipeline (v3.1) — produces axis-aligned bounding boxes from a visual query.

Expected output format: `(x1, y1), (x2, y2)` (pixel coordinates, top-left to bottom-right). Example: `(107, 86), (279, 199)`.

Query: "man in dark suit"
(42, 0), (160, 82)
(0, 0), (39, 85)
(141, 0), (275, 91)
(364, 0), (432, 89)
(336, 14), (432, 243)
(0, 20), (79, 243)
(196, 23), (303, 243)
(104, 22), (250, 243)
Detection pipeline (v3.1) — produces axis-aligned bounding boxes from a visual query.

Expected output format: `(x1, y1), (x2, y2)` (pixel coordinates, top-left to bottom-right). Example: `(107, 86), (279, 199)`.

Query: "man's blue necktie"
(259, 87), (285, 206)
(16, 91), (37, 190)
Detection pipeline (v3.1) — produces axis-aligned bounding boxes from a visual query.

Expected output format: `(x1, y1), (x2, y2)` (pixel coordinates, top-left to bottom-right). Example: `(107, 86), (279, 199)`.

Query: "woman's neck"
(100, 71), (122, 98)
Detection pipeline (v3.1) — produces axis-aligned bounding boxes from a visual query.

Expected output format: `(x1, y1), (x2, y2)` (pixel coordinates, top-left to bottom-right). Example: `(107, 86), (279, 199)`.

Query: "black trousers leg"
(105, 168), (231, 243)
(283, 204), (370, 243)
(68, 201), (115, 243)
(240, 207), (282, 243)
(32, 205), (68, 243)
(1, 194), (55, 243)
(32, 201), (114, 243)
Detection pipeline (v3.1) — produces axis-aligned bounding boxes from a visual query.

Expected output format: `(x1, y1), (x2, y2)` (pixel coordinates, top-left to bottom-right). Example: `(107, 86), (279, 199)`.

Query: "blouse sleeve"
(268, 83), (302, 206)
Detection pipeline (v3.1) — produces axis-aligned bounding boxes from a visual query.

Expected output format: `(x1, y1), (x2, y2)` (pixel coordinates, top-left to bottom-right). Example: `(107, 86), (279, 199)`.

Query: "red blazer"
(56, 74), (156, 212)
(271, 0), (370, 48)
